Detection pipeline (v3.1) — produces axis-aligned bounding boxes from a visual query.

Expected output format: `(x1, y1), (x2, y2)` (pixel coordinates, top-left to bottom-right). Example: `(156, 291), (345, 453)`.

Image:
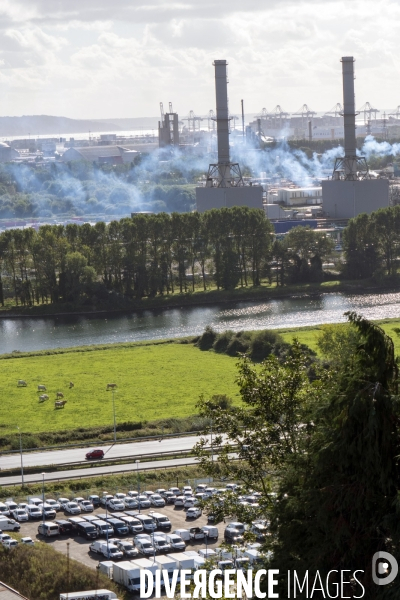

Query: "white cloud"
(0, 0), (399, 118)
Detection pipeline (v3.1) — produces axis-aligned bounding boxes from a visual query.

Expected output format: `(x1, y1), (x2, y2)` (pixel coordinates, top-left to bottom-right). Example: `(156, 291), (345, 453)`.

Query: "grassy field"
(278, 318), (400, 355)
(0, 342), (240, 436)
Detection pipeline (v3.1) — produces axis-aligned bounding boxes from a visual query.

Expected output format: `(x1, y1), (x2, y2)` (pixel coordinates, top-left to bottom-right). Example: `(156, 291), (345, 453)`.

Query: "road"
(0, 434), (210, 470)
(0, 456), (201, 487)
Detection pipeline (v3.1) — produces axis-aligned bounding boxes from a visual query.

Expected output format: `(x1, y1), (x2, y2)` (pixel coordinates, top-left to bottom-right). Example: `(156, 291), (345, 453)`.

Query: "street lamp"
(104, 491), (109, 554)
(106, 387), (117, 443)
(41, 473), (45, 523)
(17, 426), (24, 487)
(136, 460), (140, 513)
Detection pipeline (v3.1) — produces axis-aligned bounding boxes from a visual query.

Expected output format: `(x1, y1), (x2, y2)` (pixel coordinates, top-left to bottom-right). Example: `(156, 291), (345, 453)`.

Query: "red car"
(85, 449), (104, 460)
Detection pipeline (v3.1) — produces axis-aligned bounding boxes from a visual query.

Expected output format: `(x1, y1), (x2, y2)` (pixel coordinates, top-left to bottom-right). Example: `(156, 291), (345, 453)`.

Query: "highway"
(0, 456), (201, 487)
(0, 434), (209, 470)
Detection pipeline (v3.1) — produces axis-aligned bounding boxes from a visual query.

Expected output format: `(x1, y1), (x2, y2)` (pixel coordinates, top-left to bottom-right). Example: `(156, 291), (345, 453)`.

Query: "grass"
(277, 318), (400, 357)
(0, 341), (240, 436)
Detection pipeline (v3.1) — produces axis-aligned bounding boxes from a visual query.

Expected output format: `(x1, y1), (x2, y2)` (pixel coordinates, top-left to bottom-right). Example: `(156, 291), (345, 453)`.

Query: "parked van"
(55, 519), (73, 535)
(150, 512), (172, 531)
(165, 533), (186, 551)
(134, 514), (156, 532)
(67, 516), (85, 531)
(153, 535), (171, 554)
(112, 561), (142, 592)
(118, 515), (143, 534)
(93, 520), (114, 538)
(76, 521), (98, 540)
(28, 497), (44, 507)
(173, 528), (190, 542)
(0, 503), (10, 517)
(202, 525), (218, 540)
(154, 555), (178, 583)
(38, 522), (59, 537)
(4, 501), (18, 513)
(89, 540), (123, 560)
(60, 590), (117, 600)
(26, 505), (42, 520)
(98, 561), (114, 579)
(0, 517), (20, 532)
(104, 517), (129, 536)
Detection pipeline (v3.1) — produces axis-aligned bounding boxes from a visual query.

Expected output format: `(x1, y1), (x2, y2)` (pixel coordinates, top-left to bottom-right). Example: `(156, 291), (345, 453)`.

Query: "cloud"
(0, 0), (399, 119)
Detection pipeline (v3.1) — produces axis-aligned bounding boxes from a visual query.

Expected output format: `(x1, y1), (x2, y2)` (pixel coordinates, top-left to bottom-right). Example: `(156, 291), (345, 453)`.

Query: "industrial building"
(322, 57), (389, 219)
(158, 103), (179, 148)
(61, 145), (139, 165)
(277, 187), (322, 206)
(196, 60), (263, 213)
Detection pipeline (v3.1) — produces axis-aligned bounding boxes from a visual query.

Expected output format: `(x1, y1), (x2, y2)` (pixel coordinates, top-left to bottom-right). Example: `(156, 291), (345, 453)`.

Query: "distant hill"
(0, 115), (160, 137)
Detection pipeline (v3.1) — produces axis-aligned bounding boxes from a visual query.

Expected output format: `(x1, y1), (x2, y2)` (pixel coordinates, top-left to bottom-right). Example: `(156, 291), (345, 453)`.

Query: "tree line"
(343, 205), (400, 280)
(0, 207), (335, 308)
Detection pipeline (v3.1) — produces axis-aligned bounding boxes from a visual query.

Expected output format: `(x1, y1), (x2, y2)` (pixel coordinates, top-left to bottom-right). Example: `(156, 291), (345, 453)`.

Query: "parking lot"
(9, 503), (227, 570)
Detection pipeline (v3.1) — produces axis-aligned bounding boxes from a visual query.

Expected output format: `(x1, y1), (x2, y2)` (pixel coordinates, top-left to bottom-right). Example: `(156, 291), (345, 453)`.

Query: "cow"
(106, 383), (117, 390)
(39, 394), (49, 402)
(37, 385), (46, 392)
(56, 392), (64, 399)
(69, 382), (74, 389)
(17, 380), (27, 387)
(55, 400), (67, 409)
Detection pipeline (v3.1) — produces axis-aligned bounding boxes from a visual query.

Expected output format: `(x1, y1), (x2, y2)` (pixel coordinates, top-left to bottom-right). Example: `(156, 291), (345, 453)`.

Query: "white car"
(4, 501), (18, 512)
(3, 539), (18, 550)
(184, 497), (197, 509)
(108, 498), (125, 511)
(74, 497), (85, 504)
(156, 488), (167, 496)
(127, 491), (139, 498)
(58, 498), (70, 510)
(114, 493), (126, 500)
(0, 534), (12, 544)
(79, 500), (94, 512)
(11, 508), (28, 522)
(183, 486), (193, 494)
(174, 496), (185, 507)
(150, 494), (165, 508)
(45, 499), (60, 511)
(18, 502), (28, 510)
(65, 502), (81, 515)
(40, 503), (56, 519)
(186, 507), (202, 519)
(124, 497), (138, 509)
(20, 537), (35, 546)
(137, 495), (151, 509)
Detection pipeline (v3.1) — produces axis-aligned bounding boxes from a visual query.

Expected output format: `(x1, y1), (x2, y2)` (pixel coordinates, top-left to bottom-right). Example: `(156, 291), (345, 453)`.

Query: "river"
(1, 291), (400, 354)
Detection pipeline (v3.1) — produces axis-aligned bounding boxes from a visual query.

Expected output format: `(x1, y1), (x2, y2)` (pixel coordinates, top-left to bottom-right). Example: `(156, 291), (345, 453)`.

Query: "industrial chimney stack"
(332, 56), (368, 180)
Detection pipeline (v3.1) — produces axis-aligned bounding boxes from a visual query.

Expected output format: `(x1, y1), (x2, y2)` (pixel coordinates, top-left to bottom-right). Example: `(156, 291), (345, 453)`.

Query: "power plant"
(321, 57), (389, 219)
(196, 60), (263, 212)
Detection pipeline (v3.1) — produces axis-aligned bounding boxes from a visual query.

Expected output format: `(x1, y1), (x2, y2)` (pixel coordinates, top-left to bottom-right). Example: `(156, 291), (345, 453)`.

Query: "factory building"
(196, 60), (263, 213)
(0, 142), (19, 162)
(322, 57), (389, 219)
(61, 145), (139, 165)
(277, 187), (322, 206)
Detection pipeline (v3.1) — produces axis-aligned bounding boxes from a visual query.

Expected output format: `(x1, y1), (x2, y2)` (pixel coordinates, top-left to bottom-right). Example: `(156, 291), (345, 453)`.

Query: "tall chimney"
(341, 57), (357, 178)
(214, 60), (231, 183)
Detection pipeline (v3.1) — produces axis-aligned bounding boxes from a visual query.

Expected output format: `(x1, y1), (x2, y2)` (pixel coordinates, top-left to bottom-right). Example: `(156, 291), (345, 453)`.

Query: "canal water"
(1, 291), (400, 354)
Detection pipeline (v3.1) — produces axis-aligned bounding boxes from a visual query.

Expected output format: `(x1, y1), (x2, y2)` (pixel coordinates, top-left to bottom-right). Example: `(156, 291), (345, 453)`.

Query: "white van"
(134, 513), (156, 532)
(59, 590), (117, 600)
(201, 525), (218, 540)
(165, 533), (186, 551)
(173, 528), (190, 542)
(0, 503), (10, 517)
(38, 522), (59, 537)
(0, 517), (20, 532)
(26, 505), (42, 519)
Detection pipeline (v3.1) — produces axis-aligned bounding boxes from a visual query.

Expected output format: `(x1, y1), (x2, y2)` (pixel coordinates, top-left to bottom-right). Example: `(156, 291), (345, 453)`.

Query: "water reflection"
(0, 291), (399, 354)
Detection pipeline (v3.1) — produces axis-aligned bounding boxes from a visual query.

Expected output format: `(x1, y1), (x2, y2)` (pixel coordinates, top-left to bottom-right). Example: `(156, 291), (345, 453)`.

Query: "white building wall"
(196, 186), (263, 212)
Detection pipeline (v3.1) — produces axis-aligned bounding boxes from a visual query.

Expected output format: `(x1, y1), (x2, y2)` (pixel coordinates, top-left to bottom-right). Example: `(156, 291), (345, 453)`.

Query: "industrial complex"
(0, 55), (398, 226)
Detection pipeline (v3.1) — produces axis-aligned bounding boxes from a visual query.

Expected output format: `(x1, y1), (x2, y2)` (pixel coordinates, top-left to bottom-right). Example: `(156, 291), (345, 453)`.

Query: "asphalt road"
(0, 456), (202, 487)
(0, 434), (209, 470)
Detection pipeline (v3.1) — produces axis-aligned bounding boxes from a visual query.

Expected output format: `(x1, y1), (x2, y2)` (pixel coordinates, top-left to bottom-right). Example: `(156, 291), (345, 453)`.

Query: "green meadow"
(2, 318), (400, 439)
(0, 342), (240, 436)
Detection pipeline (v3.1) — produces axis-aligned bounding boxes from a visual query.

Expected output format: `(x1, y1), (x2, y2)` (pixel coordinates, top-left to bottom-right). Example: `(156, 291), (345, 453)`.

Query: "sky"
(0, 0), (399, 120)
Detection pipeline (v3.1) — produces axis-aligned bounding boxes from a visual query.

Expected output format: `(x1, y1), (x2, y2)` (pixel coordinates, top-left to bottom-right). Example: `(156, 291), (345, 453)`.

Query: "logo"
(372, 552), (398, 586)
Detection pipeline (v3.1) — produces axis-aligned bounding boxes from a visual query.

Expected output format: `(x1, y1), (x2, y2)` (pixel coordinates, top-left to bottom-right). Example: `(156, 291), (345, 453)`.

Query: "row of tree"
(0, 207), (335, 307)
(343, 205), (400, 279)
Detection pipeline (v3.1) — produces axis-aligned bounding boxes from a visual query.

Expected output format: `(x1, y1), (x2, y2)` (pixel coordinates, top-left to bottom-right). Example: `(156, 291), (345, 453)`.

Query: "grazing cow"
(17, 380), (27, 387)
(69, 382), (74, 389)
(56, 392), (64, 399)
(55, 400), (67, 409)
(39, 394), (49, 402)
(37, 385), (46, 392)
(106, 383), (117, 390)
